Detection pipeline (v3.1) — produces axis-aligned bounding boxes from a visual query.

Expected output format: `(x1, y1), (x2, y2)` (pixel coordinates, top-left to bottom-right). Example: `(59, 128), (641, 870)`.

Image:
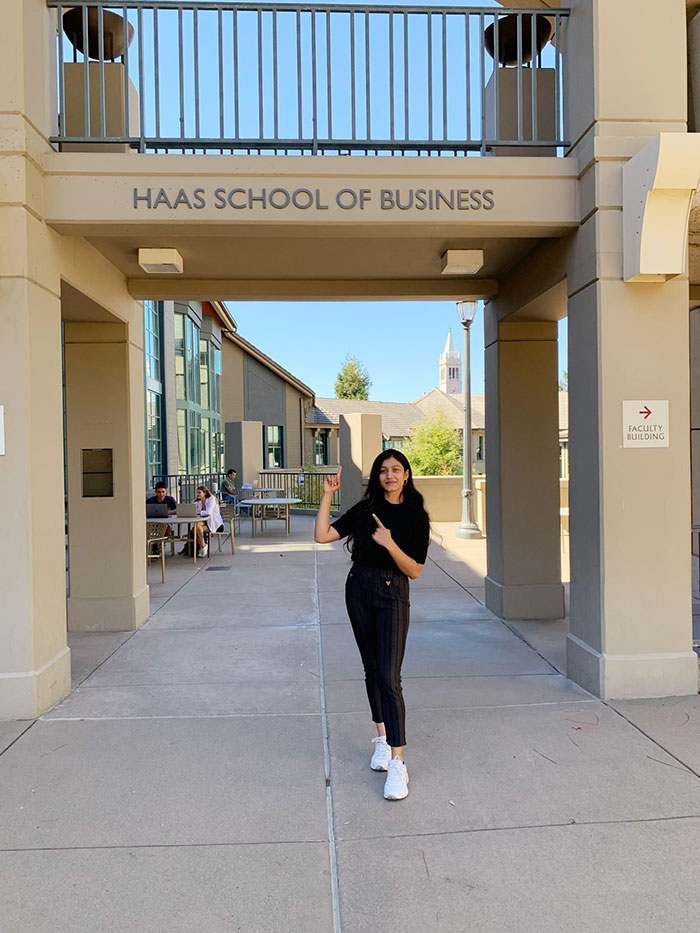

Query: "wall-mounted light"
(138, 248), (183, 274)
(441, 249), (484, 276)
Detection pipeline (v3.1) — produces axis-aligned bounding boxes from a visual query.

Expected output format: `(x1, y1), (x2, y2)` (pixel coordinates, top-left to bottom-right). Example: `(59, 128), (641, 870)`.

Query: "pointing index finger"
(372, 513), (386, 528)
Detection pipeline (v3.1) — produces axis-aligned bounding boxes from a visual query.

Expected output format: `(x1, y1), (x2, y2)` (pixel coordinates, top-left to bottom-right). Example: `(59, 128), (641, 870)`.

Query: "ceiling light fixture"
(138, 248), (184, 274)
(441, 249), (484, 276)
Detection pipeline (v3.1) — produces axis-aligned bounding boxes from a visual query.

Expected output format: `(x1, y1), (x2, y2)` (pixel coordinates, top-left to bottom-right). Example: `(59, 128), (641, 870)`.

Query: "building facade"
(4, 0), (700, 718)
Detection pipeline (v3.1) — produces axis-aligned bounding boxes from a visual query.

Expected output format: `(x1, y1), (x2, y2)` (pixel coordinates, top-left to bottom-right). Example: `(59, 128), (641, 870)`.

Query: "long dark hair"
(345, 449), (428, 560)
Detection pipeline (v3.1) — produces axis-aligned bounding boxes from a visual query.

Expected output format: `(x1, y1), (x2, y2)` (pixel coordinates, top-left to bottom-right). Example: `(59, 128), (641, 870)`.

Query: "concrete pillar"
(63, 322), (149, 632)
(0, 278), (71, 717)
(339, 414), (382, 509)
(484, 315), (565, 620)
(224, 421), (263, 487)
(0, 0), (71, 717)
(563, 0), (697, 697)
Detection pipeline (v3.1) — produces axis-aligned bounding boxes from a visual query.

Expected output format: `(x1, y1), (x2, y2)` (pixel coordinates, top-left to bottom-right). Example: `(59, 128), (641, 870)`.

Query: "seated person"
(146, 482), (177, 513)
(221, 468), (237, 502)
(194, 485), (224, 558)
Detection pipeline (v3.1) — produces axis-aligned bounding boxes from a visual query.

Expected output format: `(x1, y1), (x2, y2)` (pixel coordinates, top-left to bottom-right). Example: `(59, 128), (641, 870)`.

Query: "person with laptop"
(146, 482), (177, 515)
(221, 468), (237, 503)
(194, 485), (223, 558)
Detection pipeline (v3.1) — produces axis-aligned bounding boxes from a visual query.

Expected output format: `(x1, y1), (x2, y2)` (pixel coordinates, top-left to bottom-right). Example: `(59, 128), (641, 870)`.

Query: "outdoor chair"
(214, 503), (237, 555)
(146, 522), (168, 583)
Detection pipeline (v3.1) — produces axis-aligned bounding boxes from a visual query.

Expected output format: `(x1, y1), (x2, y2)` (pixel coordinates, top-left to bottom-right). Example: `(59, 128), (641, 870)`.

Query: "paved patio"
(2, 516), (700, 931)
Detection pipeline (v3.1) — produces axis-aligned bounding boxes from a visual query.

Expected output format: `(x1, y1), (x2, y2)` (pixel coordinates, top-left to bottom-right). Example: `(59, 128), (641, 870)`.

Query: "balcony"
(48, 1), (569, 156)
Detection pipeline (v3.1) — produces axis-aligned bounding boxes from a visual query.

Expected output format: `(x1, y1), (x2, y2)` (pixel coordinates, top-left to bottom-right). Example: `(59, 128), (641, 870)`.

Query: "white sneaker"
(198, 545), (208, 557)
(370, 736), (391, 772)
(383, 757), (409, 800)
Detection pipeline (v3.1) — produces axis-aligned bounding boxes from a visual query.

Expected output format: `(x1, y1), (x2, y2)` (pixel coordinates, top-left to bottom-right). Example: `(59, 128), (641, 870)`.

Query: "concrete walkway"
(2, 516), (700, 931)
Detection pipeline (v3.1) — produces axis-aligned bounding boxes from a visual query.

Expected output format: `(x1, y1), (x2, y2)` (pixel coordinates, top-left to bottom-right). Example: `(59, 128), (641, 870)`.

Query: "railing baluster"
(516, 11), (523, 143)
(154, 5), (160, 139)
(257, 8), (263, 140)
(403, 11), (409, 141)
(479, 11), (486, 153)
(98, 5), (106, 137)
(122, 5), (131, 144)
(137, 4), (145, 148)
(273, 9), (279, 141)
(178, 5), (185, 140)
(389, 12), (394, 142)
(82, 5), (90, 138)
(193, 5), (200, 140)
(311, 10), (318, 151)
(464, 12), (470, 142)
(233, 7), (239, 142)
(427, 12), (432, 142)
(326, 10), (332, 141)
(493, 12), (499, 142)
(218, 6), (224, 141)
(441, 12), (447, 141)
(57, 4), (65, 139)
(296, 9), (302, 143)
(350, 11), (356, 141)
(531, 11), (538, 144)
(365, 10), (370, 141)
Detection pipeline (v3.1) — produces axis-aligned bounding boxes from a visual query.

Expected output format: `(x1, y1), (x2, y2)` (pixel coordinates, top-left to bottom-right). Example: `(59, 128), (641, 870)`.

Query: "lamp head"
(456, 301), (478, 325)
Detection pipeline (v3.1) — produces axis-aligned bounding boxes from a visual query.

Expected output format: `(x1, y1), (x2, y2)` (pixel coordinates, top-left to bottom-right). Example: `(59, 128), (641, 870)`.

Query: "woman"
(194, 485), (224, 558)
(314, 450), (430, 801)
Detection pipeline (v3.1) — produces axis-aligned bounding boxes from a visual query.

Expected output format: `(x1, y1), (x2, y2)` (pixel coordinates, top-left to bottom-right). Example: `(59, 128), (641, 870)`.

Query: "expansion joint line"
(314, 545), (343, 933)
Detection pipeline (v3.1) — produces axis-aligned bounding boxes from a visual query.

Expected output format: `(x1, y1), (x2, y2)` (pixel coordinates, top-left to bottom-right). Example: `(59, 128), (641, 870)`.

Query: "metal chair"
(146, 522), (168, 582)
(214, 504), (237, 555)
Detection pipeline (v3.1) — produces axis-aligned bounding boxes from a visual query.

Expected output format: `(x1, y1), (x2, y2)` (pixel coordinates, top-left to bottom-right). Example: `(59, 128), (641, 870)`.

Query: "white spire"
(439, 329), (462, 395)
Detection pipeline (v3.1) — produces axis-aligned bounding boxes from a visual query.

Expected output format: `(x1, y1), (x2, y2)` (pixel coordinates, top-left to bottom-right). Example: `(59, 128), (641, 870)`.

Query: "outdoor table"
(146, 514), (208, 564)
(239, 498), (301, 537)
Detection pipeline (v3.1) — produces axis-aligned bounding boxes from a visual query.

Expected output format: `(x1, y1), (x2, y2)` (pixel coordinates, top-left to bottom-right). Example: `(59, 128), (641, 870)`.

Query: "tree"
(558, 370), (568, 392)
(404, 410), (463, 476)
(335, 354), (371, 399)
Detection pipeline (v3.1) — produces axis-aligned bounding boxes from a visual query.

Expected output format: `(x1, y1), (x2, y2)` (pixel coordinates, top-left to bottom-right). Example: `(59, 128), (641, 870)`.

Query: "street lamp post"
(456, 301), (482, 539)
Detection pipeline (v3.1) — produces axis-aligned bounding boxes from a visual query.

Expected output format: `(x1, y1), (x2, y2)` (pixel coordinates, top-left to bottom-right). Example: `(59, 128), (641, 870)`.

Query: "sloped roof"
(306, 397), (424, 438)
(414, 388), (569, 435)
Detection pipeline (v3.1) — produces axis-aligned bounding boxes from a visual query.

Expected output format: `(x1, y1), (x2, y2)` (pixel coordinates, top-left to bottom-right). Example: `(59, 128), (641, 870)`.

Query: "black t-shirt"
(331, 499), (430, 572)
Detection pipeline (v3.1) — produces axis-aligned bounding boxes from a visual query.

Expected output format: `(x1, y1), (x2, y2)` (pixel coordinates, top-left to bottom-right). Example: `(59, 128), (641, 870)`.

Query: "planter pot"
(484, 14), (553, 67)
(63, 7), (134, 61)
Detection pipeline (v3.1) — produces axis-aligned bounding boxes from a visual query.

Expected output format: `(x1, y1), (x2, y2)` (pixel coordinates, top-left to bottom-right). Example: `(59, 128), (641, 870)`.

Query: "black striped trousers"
(344, 564), (411, 748)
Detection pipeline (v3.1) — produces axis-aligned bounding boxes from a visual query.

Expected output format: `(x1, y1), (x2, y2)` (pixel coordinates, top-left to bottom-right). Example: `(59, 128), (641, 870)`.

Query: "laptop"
(176, 503), (200, 518)
(146, 502), (169, 518)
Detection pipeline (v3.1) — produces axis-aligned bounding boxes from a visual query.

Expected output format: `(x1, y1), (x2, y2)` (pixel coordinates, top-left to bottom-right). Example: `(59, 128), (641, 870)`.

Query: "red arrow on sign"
(639, 405), (652, 419)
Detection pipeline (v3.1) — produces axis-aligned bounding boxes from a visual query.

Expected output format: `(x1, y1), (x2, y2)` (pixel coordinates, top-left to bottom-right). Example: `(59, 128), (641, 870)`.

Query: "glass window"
(189, 411), (202, 473)
(476, 434), (484, 461)
(201, 416), (210, 473)
(265, 425), (284, 469)
(177, 409), (187, 474)
(146, 390), (163, 485)
(144, 300), (162, 384)
(175, 313), (186, 400)
(314, 430), (329, 466)
(200, 339), (210, 411)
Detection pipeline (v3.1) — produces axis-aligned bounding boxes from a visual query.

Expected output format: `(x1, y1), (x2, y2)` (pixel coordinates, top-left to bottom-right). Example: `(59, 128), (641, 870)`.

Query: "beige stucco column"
(564, 0), (698, 697)
(63, 322), (149, 632)
(0, 0), (72, 717)
(484, 313), (565, 620)
(339, 414), (382, 509)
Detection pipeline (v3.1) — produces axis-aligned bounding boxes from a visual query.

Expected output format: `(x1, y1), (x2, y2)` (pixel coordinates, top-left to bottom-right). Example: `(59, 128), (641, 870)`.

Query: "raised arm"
(314, 467), (342, 544)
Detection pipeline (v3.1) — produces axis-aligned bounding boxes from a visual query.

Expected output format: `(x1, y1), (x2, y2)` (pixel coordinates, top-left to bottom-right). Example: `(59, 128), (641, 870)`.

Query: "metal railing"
(152, 471), (228, 501)
(260, 469), (340, 509)
(48, 1), (569, 155)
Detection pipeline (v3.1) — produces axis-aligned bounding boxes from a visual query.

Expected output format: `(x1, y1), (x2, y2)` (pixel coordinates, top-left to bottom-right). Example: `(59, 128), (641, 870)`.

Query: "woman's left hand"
(371, 514), (393, 550)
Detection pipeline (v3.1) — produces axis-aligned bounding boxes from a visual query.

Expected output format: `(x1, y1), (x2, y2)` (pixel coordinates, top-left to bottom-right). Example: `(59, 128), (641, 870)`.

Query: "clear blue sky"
(230, 301), (568, 402)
